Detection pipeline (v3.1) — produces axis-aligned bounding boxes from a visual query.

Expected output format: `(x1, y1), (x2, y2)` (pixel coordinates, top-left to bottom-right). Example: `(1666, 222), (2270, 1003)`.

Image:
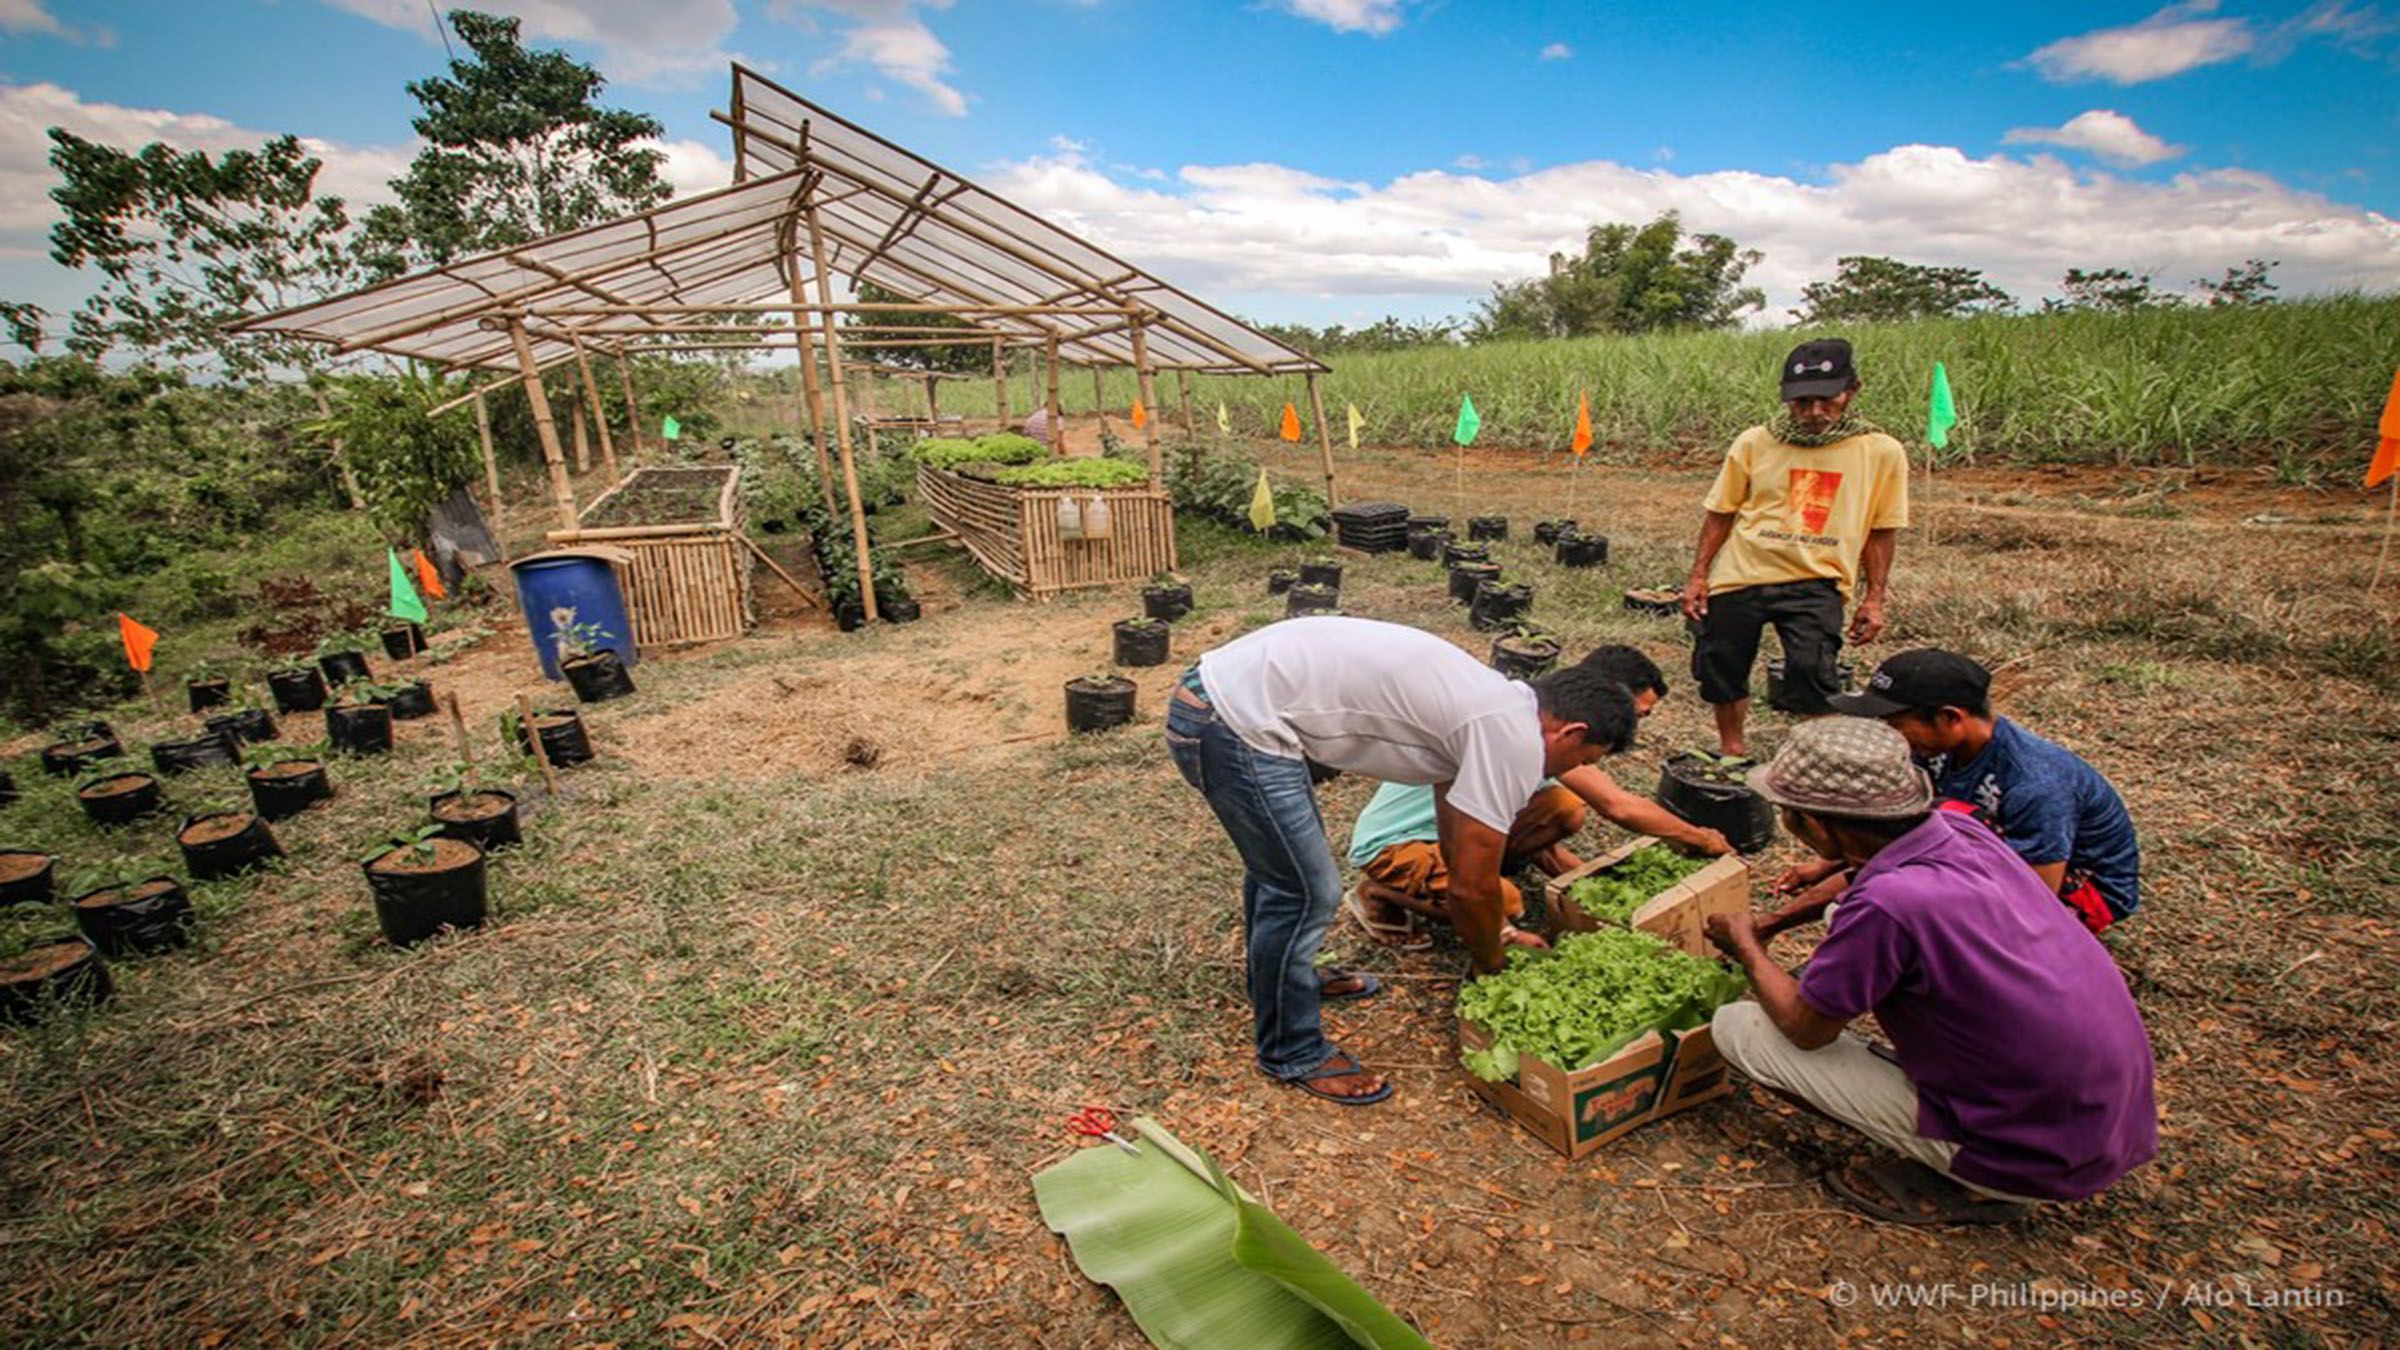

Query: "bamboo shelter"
(547, 466), (752, 648)
(233, 65), (1334, 623)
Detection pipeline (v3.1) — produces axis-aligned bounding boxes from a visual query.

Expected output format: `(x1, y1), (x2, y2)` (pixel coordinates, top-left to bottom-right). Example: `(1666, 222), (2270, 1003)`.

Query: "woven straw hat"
(1746, 717), (1934, 819)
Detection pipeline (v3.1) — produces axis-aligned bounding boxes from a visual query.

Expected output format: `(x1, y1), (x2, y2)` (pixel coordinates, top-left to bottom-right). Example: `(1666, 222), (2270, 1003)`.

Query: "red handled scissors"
(1067, 1105), (1138, 1155)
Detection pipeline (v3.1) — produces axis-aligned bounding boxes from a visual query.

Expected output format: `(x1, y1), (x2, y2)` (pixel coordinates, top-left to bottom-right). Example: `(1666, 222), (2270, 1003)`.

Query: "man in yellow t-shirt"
(1681, 338), (1909, 758)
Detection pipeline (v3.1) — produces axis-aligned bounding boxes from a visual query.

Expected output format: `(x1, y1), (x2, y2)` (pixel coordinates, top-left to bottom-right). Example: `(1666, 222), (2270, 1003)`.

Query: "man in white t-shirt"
(1165, 617), (1636, 1106)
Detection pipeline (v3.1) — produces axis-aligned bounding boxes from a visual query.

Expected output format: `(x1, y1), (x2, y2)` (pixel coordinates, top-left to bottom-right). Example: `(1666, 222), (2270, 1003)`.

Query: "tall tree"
(2044, 267), (2181, 313)
(1468, 213), (1763, 342)
(359, 9), (671, 277)
(46, 131), (365, 380)
(1791, 256), (2014, 325)
(2195, 258), (2279, 308)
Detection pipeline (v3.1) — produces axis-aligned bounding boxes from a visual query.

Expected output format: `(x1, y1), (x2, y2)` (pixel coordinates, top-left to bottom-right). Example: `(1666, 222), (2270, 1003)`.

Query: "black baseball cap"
(1829, 649), (1991, 718)
(1780, 338), (1857, 401)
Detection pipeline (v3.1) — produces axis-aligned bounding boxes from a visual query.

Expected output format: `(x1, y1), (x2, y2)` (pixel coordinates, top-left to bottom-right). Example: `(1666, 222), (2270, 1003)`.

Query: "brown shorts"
(1357, 785), (1586, 919)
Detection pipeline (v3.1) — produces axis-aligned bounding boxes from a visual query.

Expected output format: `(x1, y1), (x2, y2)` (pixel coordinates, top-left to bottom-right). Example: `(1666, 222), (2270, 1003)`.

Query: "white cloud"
(2004, 109), (2185, 167)
(980, 138), (2400, 320)
(0, 0), (65, 36)
(1278, 0), (1405, 35)
(2026, 1), (2255, 83)
(0, 82), (414, 237)
(649, 138), (735, 198)
(1454, 153), (1487, 171)
(318, 0), (742, 88)
(1539, 41), (1573, 60)
(772, 0), (970, 116)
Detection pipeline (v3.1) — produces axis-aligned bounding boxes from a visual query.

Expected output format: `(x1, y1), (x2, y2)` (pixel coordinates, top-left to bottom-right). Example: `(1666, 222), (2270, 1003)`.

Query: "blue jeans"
(1163, 679), (1345, 1080)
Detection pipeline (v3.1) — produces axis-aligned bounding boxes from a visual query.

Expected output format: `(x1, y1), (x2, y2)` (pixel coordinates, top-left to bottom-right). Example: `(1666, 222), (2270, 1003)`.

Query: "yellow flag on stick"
(1279, 403), (1302, 442)
(1132, 399), (1148, 429)
(1345, 403), (1363, 450)
(1248, 467), (1278, 531)
(1572, 391), (1593, 456)
(1216, 402), (1231, 434)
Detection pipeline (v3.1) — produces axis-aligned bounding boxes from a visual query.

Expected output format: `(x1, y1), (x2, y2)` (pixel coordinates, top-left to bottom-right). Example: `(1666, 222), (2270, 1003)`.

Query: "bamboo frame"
(615, 345), (644, 459)
(1130, 319), (1163, 489)
(1305, 371), (1340, 506)
(992, 341), (1009, 425)
(549, 467), (752, 646)
(1044, 336), (1064, 456)
(472, 391), (508, 559)
(805, 202), (880, 623)
(506, 318), (579, 528)
(572, 336), (620, 481)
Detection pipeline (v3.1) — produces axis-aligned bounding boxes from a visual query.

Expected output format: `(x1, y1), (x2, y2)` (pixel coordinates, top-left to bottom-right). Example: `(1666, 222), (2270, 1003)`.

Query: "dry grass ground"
(1, 440), (2395, 1348)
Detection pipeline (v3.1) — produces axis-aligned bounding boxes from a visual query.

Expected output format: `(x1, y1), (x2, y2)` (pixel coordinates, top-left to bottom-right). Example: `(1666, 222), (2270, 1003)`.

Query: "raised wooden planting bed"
(917, 465), (1176, 599)
(546, 466), (752, 648)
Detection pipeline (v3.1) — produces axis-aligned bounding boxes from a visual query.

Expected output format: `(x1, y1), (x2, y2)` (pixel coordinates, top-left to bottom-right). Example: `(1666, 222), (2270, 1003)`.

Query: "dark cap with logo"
(1829, 649), (1991, 718)
(1780, 337), (1858, 401)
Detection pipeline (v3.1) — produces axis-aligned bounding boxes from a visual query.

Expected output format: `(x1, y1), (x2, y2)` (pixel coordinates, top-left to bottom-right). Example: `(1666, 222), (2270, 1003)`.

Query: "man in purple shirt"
(1704, 717), (2157, 1223)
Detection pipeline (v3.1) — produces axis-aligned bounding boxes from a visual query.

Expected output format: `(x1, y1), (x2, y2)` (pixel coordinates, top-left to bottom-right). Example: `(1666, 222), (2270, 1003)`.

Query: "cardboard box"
(1460, 839), (1751, 1158)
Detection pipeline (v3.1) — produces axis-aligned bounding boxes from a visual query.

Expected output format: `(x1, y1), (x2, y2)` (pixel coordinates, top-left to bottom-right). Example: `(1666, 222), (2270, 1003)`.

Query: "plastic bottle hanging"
(1083, 494), (1114, 539)
(1056, 494), (1085, 541)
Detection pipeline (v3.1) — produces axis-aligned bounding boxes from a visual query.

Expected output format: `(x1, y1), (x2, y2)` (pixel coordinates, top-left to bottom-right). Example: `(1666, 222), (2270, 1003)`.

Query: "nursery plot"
(0, 446), (2393, 1348)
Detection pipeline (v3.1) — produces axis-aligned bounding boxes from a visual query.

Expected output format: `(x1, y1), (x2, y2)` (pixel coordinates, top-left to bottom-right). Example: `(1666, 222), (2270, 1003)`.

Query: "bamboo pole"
(1305, 371), (1339, 507)
(514, 693), (560, 798)
(741, 534), (822, 609)
(471, 392), (509, 561)
(615, 347), (644, 461)
(925, 373), (941, 423)
(2373, 473), (2398, 595)
(572, 337), (619, 481)
(1090, 365), (1106, 418)
(788, 271), (841, 517)
(1177, 368), (1196, 439)
(445, 692), (474, 767)
(571, 404), (591, 473)
(992, 342), (1009, 426)
(506, 319), (579, 529)
(805, 204), (880, 623)
(1044, 337), (1064, 457)
(1130, 319), (1163, 489)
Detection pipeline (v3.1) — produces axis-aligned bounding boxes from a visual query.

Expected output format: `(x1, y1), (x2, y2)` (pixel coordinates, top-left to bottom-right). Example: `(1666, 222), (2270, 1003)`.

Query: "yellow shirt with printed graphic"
(1701, 425), (1910, 597)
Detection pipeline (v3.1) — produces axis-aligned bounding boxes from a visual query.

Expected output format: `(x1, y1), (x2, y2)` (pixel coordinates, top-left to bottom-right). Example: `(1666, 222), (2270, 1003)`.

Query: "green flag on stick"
(1453, 394), (1480, 447)
(387, 549), (428, 623)
(661, 415), (682, 441)
(1927, 362), (1957, 450)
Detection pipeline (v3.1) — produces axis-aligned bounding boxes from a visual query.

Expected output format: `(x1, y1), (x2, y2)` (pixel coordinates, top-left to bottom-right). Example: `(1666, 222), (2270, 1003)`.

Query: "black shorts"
(1691, 579), (1845, 712)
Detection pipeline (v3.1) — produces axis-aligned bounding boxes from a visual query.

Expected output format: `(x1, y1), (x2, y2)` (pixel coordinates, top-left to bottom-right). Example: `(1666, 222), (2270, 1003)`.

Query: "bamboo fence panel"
(548, 465), (754, 647)
(917, 465), (1177, 598)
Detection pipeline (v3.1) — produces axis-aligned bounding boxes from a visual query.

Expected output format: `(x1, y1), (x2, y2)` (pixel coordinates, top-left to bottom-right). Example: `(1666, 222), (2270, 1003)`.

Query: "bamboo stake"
(572, 337), (619, 481)
(445, 692), (473, 767)
(1090, 365), (1106, 421)
(505, 319), (579, 530)
(805, 203), (880, 623)
(1044, 336), (1064, 457)
(471, 392), (509, 561)
(1130, 319), (1164, 489)
(1177, 368), (1195, 439)
(615, 348), (644, 461)
(2373, 473), (2398, 596)
(1305, 371), (1340, 507)
(788, 271), (841, 517)
(571, 403), (591, 473)
(741, 534), (822, 609)
(992, 342), (1008, 427)
(514, 693), (560, 799)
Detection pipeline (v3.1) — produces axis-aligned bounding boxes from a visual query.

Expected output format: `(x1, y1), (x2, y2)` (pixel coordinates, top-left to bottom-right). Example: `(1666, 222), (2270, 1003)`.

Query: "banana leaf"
(1033, 1118), (1433, 1350)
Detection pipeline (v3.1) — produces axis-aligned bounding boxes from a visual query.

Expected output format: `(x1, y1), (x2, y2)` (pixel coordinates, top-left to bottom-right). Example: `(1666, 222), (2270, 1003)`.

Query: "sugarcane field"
(2, 7), (2397, 1348)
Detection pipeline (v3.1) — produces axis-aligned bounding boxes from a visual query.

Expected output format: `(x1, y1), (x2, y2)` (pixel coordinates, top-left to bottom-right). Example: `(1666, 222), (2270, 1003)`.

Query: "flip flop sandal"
(1344, 885), (1430, 951)
(1825, 1157), (2032, 1227)
(1273, 1050), (1395, 1107)
(1318, 969), (1382, 1002)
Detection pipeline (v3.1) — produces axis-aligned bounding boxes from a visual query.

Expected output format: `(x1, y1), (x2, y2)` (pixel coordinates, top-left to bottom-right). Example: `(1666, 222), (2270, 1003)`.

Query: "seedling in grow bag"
(0, 849), (58, 907)
(1265, 567), (1298, 595)
(1491, 625), (1564, 681)
(0, 936), (112, 1027)
(42, 728), (124, 777)
(504, 708), (594, 768)
(314, 630), (374, 687)
(1533, 519), (1578, 546)
(1142, 576), (1195, 623)
(1448, 561), (1502, 606)
(379, 621), (428, 661)
(365, 680), (438, 721)
(151, 730), (240, 776)
(1406, 527), (1451, 562)
(77, 770), (163, 827)
(1657, 751), (1775, 854)
(1113, 617), (1171, 669)
(1555, 532), (1609, 568)
(324, 699), (396, 756)
(361, 827), (488, 947)
(426, 764), (523, 854)
(1297, 557), (1344, 590)
(557, 621), (636, 704)
(1622, 586), (1681, 618)
(1470, 579), (1534, 632)
(204, 691), (280, 745)
(70, 876), (195, 958)
(1467, 515), (1509, 542)
(178, 807), (284, 882)
(1285, 583), (1340, 618)
(1064, 674), (1138, 734)
(244, 745), (334, 821)
(184, 665), (233, 713)
(266, 658), (329, 714)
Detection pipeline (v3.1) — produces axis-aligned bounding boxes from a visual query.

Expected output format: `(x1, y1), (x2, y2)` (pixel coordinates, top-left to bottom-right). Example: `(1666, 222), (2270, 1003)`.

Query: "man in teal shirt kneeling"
(1346, 646), (1730, 948)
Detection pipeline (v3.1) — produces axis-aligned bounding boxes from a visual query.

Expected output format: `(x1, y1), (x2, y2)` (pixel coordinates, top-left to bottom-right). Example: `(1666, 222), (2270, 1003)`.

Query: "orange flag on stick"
(1131, 399), (1148, 429)
(412, 548), (447, 601)
(1572, 390), (1594, 456)
(2369, 367), (2400, 487)
(1279, 402), (1302, 442)
(118, 613), (157, 673)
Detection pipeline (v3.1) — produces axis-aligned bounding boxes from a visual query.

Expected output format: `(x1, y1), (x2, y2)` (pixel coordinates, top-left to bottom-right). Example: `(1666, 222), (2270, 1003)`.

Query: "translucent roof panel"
(235, 66), (1324, 378)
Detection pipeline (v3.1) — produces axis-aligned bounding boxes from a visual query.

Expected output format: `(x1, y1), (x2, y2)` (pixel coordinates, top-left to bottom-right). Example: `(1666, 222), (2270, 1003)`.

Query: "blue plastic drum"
(510, 550), (638, 681)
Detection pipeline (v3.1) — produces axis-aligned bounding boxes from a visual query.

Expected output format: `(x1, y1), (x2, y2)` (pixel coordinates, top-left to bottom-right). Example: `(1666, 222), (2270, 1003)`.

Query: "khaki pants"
(1710, 1002), (2038, 1203)
(1357, 785), (1587, 922)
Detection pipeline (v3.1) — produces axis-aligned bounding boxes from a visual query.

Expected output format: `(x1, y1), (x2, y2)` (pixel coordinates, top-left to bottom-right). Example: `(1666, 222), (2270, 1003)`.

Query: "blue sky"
(3, 0), (2397, 345)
